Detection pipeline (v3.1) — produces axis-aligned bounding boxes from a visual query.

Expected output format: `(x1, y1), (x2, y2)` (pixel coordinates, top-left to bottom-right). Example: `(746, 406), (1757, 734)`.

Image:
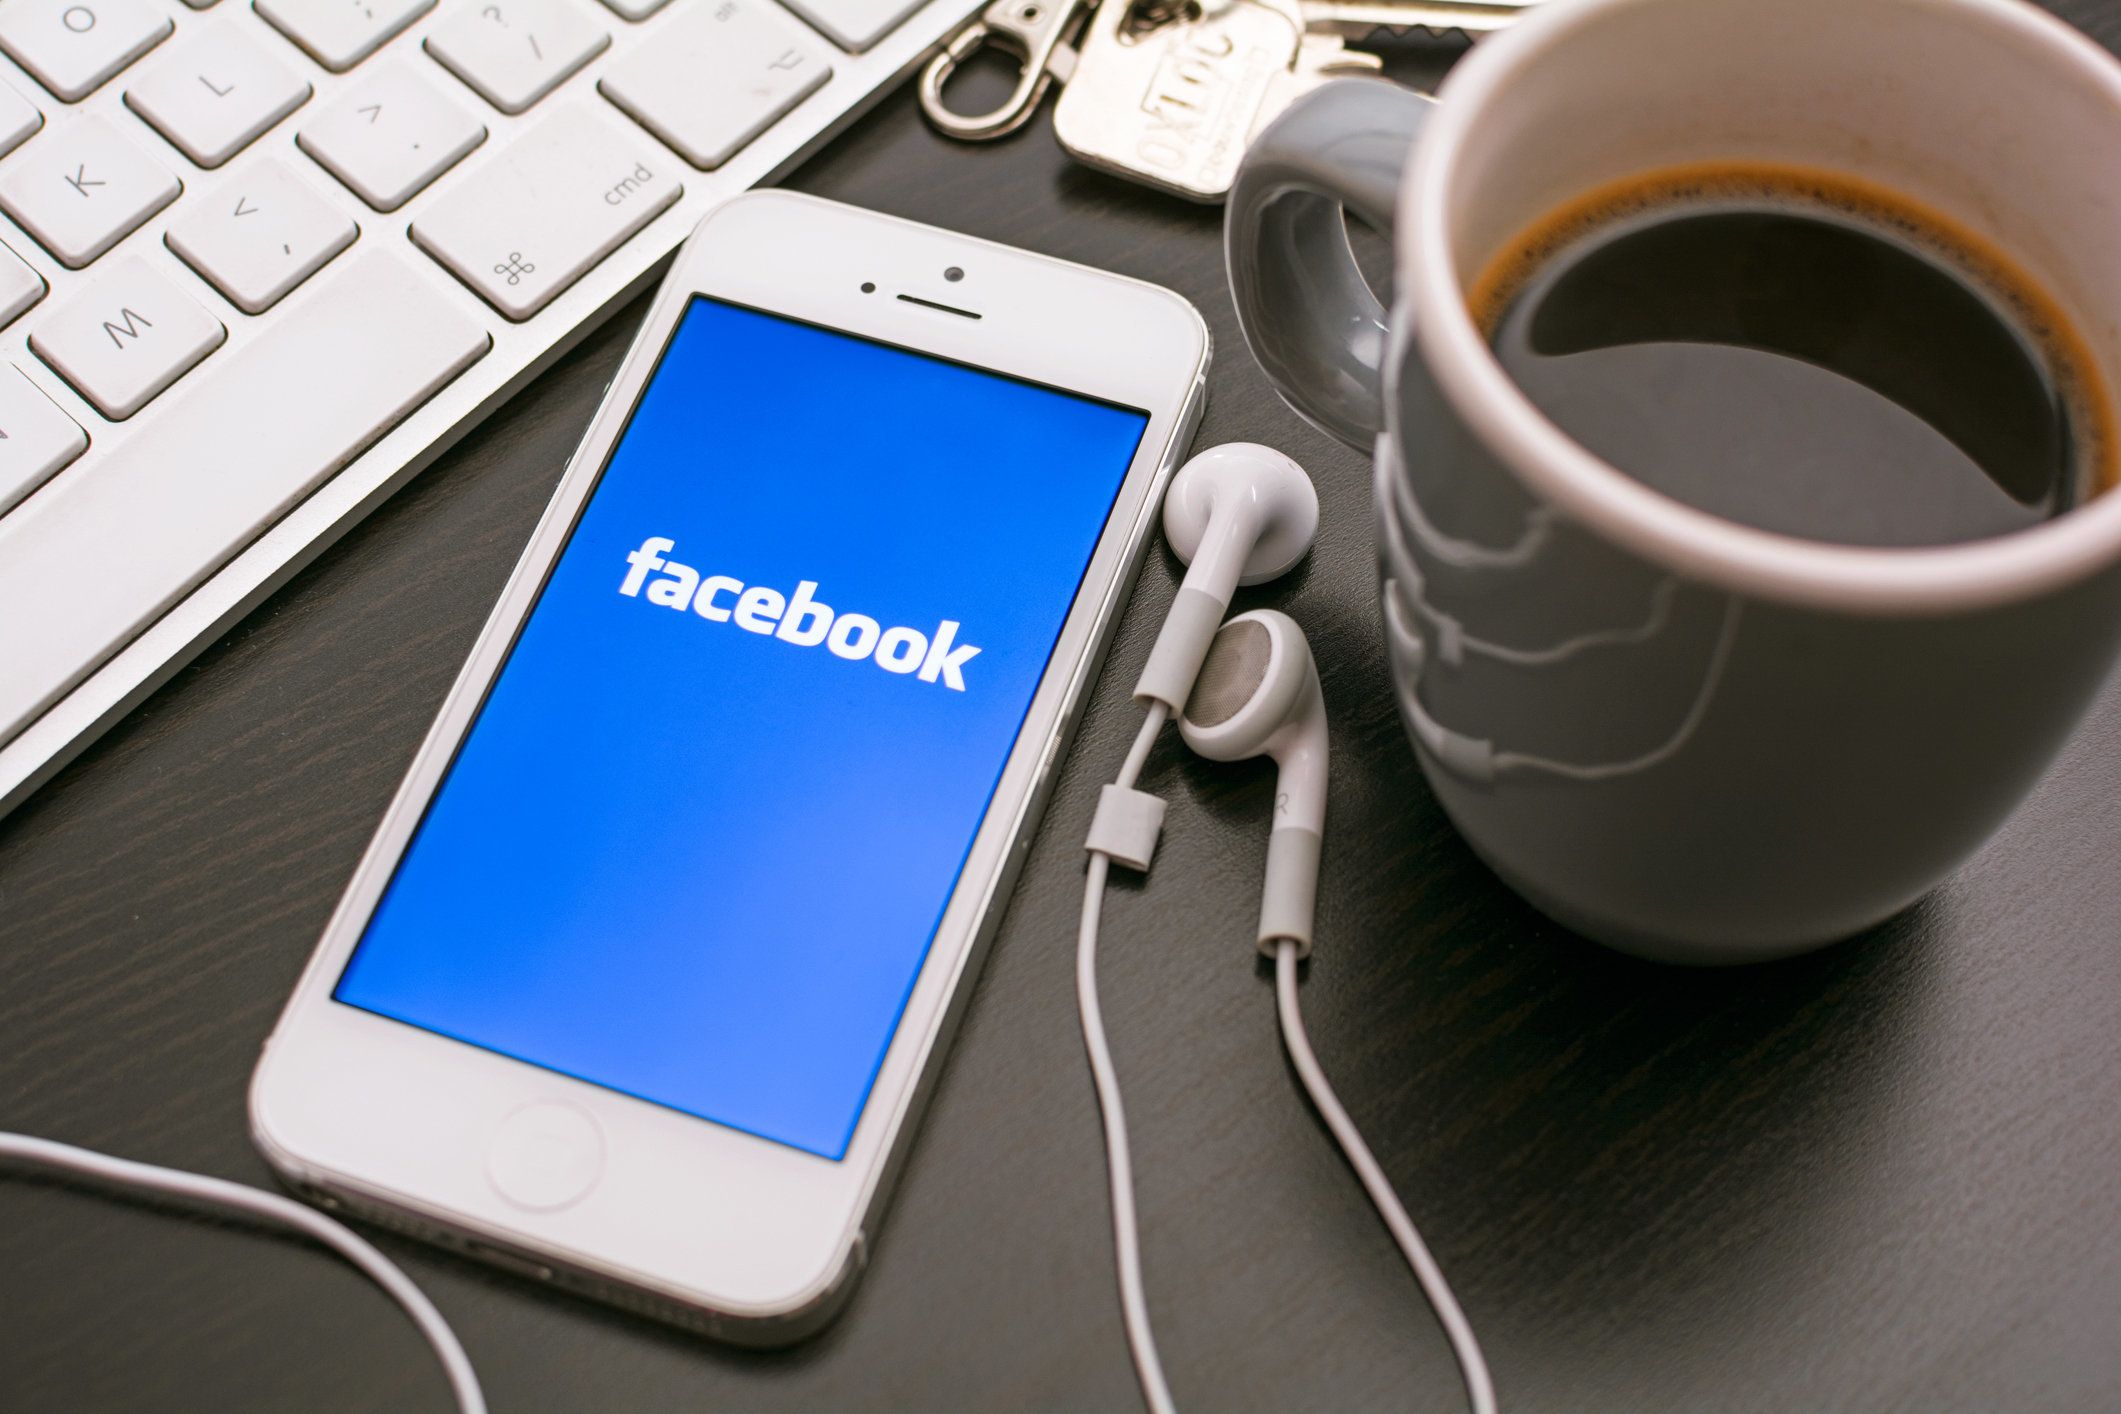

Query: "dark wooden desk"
(6, 6), (2120, 1409)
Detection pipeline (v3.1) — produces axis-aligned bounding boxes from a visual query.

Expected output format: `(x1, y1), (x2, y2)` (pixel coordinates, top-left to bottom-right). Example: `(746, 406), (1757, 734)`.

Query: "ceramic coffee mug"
(1225, 0), (2121, 962)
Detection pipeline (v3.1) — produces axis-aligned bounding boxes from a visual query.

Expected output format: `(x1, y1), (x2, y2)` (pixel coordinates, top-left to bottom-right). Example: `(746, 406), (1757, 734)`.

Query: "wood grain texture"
(4, 10), (2120, 1410)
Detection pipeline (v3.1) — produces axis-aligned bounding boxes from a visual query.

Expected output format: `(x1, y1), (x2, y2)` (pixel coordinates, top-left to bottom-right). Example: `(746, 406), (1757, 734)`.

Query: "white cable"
(1114, 700), (1168, 791)
(1079, 704), (1179, 1414)
(0, 1132), (486, 1414)
(1272, 943), (1496, 1414)
(1085, 710), (1497, 1413)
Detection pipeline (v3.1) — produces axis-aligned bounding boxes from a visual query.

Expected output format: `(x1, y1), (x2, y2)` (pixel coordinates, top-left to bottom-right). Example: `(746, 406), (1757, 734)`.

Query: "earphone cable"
(0, 1132), (486, 1414)
(1079, 704), (1179, 1414)
(1081, 704), (1494, 1414)
(1271, 942), (1497, 1414)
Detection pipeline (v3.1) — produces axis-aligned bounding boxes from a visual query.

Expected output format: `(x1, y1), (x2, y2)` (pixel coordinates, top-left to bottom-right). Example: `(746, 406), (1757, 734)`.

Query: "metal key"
(916, 0), (1535, 148)
(1052, 0), (1379, 202)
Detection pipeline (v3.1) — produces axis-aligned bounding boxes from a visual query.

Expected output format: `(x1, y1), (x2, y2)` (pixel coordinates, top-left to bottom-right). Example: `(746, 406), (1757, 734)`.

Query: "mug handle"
(1225, 80), (1437, 452)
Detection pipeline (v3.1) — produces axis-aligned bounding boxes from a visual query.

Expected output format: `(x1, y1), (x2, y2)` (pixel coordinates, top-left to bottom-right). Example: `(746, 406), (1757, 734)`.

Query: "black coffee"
(1472, 165), (2115, 547)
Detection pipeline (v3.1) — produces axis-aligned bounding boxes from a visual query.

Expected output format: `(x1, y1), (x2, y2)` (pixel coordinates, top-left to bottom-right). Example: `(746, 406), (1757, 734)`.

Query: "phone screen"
(333, 297), (1151, 1161)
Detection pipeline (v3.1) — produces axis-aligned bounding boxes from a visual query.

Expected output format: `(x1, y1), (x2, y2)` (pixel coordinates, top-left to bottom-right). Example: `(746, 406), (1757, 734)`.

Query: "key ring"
(918, 0), (1088, 141)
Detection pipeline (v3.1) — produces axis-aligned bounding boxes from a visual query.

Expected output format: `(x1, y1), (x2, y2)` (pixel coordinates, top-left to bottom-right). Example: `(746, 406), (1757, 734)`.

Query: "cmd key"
(411, 103), (680, 320)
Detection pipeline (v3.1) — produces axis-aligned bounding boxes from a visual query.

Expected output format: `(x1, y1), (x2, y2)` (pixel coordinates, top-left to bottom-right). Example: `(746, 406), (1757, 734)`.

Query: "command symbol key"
(411, 103), (681, 321)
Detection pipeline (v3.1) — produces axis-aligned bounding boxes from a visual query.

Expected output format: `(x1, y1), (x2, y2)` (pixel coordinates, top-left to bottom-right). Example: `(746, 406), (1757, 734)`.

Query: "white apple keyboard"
(0, 0), (979, 816)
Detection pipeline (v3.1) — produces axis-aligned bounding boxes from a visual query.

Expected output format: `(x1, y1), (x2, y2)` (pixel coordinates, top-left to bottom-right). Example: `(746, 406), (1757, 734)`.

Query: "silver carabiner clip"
(918, 0), (1087, 142)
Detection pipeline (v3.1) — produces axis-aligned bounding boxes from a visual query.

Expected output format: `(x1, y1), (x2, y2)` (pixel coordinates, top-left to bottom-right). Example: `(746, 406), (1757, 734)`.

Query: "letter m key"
(102, 306), (153, 350)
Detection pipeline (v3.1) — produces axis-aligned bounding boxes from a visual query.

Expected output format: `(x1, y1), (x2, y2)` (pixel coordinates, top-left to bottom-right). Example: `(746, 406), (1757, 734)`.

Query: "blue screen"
(334, 297), (1149, 1160)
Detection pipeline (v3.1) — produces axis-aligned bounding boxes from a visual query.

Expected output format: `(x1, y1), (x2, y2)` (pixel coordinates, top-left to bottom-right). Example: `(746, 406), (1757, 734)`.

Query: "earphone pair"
(1075, 443), (1494, 1414)
(1117, 442), (1329, 953)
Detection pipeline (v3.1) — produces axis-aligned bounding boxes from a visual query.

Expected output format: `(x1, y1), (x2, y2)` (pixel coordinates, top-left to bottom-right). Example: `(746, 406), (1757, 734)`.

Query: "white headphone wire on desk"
(1077, 703), (1181, 1414)
(0, 1131), (486, 1414)
(1076, 703), (1496, 1414)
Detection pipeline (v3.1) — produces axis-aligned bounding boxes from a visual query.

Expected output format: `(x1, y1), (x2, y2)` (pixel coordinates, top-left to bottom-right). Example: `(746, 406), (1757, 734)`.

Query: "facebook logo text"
(618, 537), (982, 691)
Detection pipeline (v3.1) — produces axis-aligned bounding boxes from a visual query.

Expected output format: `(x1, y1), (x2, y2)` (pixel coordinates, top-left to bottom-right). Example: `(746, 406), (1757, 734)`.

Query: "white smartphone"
(250, 191), (1209, 1341)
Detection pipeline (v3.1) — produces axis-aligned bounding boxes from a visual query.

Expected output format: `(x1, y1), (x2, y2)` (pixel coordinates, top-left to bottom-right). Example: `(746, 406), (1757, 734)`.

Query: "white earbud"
(1134, 444), (1319, 713)
(1177, 608), (1328, 957)
(1079, 459), (1492, 1414)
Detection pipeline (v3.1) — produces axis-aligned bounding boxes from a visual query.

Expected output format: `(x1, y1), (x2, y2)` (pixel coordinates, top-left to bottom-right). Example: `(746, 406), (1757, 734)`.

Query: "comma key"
(410, 103), (681, 321)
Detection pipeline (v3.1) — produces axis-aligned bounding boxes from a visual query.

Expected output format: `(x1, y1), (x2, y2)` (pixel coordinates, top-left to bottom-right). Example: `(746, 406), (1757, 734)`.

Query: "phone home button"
(487, 1100), (605, 1212)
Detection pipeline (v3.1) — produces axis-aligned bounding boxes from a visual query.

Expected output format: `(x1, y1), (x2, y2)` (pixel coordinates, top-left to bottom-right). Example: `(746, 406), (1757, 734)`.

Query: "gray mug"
(1225, 0), (2121, 962)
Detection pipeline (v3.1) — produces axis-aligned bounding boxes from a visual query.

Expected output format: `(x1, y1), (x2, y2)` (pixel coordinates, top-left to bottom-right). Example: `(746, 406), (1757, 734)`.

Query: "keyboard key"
(297, 61), (486, 212)
(412, 104), (679, 320)
(0, 0), (171, 103)
(599, 3), (829, 170)
(0, 241), (47, 327)
(0, 79), (43, 158)
(0, 365), (86, 516)
(255, 0), (435, 73)
(32, 257), (226, 419)
(0, 115), (181, 269)
(425, 0), (610, 116)
(598, 0), (674, 18)
(125, 26), (312, 169)
(167, 159), (356, 313)
(781, 0), (923, 53)
(0, 250), (491, 745)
